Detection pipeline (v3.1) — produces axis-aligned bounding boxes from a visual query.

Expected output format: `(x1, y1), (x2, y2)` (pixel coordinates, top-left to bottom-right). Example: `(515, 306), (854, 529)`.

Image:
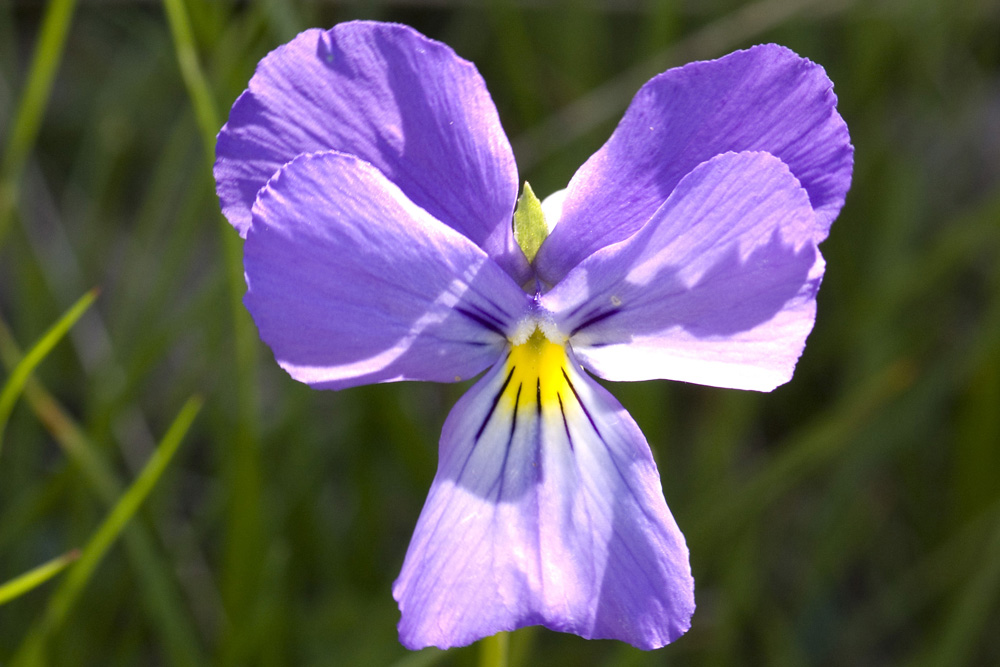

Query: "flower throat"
(502, 328), (571, 414)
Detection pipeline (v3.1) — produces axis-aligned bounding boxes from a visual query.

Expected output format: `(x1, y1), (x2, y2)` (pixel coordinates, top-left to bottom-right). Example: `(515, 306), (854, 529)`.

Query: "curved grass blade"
(0, 550), (80, 607)
(0, 312), (207, 665)
(161, 1), (266, 659)
(0, 287), (98, 456)
(11, 395), (202, 667)
(915, 513), (1000, 667)
(0, 0), (79, 247)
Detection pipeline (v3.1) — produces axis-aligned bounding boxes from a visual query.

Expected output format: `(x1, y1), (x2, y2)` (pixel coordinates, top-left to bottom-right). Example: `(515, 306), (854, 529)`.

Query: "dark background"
(1, 0), (999, 664)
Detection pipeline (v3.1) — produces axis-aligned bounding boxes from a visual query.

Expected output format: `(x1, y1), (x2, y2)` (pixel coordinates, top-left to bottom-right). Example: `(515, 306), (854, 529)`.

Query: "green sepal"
(513, 181), (547, 264)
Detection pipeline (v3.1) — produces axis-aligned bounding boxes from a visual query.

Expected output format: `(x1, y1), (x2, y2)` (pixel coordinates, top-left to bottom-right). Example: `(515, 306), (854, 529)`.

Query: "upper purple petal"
(543, 151), (823, 391)
(393, 347), (694, 649)
(535, 43), (853, 284)
(244, 150), (530, 390)
(215, 21), (529, 282)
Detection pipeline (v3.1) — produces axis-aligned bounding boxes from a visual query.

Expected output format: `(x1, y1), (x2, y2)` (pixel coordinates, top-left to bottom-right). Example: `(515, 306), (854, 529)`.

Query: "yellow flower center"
(503, 328), (571, 413)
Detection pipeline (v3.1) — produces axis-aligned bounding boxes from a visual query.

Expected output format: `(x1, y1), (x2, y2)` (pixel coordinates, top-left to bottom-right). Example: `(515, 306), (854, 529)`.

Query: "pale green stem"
(479, 631), (510, 667)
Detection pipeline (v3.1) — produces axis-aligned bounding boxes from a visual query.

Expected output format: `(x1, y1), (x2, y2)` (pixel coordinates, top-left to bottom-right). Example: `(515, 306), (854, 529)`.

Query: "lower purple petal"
(393, 344), (694, 649)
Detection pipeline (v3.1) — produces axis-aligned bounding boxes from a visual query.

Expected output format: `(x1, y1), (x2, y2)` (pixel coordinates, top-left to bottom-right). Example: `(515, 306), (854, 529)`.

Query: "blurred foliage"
(1, 0), (999, 664)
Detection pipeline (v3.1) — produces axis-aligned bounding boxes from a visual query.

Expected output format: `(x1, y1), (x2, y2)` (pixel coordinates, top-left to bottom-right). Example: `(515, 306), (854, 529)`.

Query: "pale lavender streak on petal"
(244, 151), (530, 390)
(537, 44), (852, 283)
(544, 152), (823, 391)
(393, 352), (694, 649)
(215, 21), (528, 282)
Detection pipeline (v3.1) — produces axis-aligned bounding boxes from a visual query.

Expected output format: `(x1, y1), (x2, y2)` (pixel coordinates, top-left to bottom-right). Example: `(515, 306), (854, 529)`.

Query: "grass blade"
(0, 550), (80, 607)
(0, 313), (209, 666)
(915, 514), (1000, 666)
(161, 0), (220, 152)
(11, 394), (202, 667)
(0, 0), (79, 247)
(0, 287), (98, 455)
(160, 2), (266, 661)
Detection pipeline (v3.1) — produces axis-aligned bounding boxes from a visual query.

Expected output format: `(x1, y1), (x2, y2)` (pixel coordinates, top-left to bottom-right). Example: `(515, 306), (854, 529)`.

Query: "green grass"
(10, 395), (202, 666)
(0, 287), (97, 455)
(1, 0), (999, 665)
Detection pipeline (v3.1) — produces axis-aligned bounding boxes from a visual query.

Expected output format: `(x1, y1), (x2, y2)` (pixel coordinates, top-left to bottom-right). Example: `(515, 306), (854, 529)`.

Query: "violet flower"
(214, 21), (852, 650)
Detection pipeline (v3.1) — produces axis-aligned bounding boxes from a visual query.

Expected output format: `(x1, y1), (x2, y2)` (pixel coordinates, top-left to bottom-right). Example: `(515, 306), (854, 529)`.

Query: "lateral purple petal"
(244, 151), (530, 390)
(216, 21), (528, 281)
(536, 43), (852, 283)
(543, 152), (824, 392)
(393, 350), (694, 649)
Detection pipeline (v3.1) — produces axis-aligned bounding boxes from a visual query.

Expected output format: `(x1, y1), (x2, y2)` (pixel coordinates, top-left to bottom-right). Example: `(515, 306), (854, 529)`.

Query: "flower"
(214, 21), (852, 650)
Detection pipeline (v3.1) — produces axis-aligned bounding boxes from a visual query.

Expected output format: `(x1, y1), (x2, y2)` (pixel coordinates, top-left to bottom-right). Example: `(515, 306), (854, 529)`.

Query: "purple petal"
(543, 151), (823, 391)
(536, 43), (852, 283)
(216, 21), (529, 282)
(244, 150), (530, 390)
(393, 343), (694, 649)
